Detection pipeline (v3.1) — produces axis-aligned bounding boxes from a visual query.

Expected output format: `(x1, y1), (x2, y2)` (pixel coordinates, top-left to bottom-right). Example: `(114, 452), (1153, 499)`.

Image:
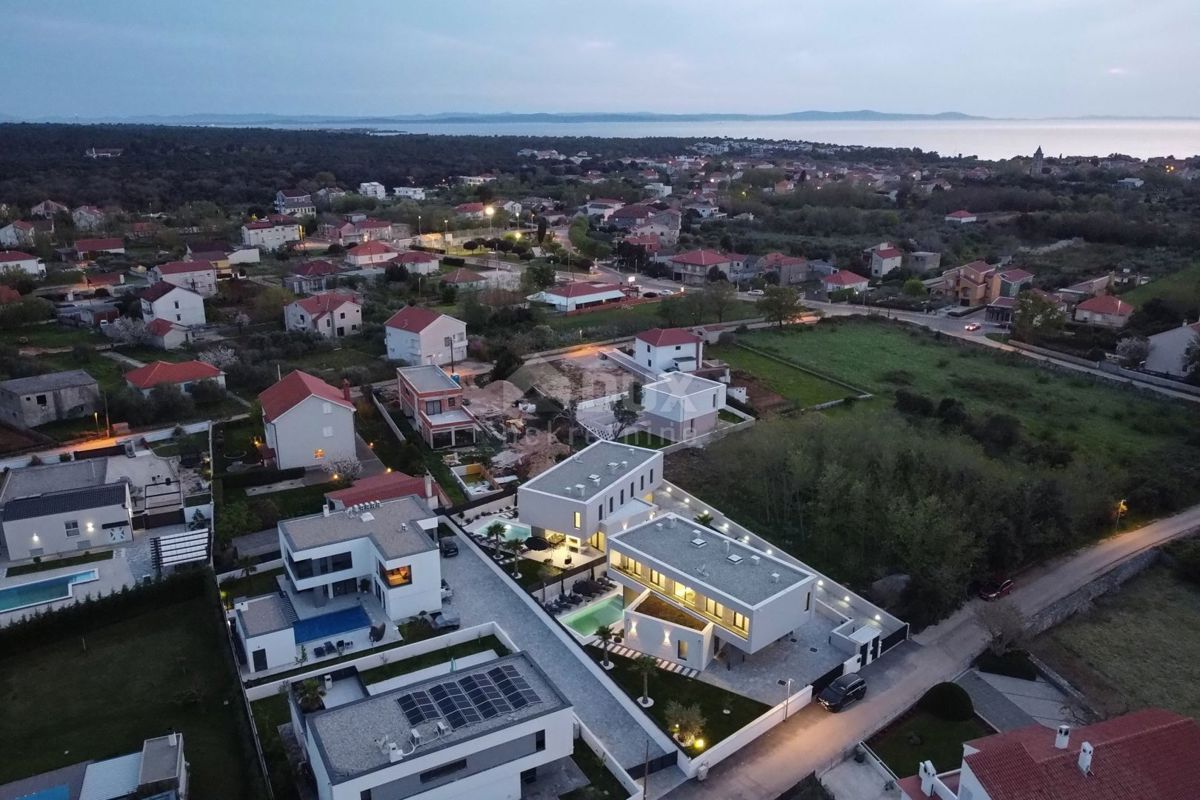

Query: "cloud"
(1106, 67), (1130, 76)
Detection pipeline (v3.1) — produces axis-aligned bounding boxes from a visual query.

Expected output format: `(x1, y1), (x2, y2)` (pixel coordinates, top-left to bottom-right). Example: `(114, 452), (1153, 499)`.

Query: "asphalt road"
(665, 503), (1200, 800)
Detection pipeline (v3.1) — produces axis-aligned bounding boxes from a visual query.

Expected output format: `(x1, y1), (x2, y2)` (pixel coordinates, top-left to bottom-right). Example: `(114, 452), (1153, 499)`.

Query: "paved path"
(439, 522), (687, 794)
(974, 671), (1072, 729)
(954, 670), (1036, 732)
(665, 503), (1200, 800)
(101, 349), (146, 368)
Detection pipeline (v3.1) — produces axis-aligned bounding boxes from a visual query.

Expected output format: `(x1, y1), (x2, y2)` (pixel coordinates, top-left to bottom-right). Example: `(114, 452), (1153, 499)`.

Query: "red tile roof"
(946, 209), (976, 219)
(141, 282), (190, 302)
(823, 270), (869, 286)
(385, 305), (444, 332)
(999, 268), (1034, 282)
(86, 271), (123, 286)
(961, 709), (1200, 800)
(1077, 295), (1133, 316)
(874, 247), (903, 259)
(294, 291), (359, 316)
(609, 204), (655, 220)
(259, 370), (353, 422)
(355, 218), (391, 230)
(154, 260), (213, 276)
(125, 360), (221, 389)
(74, 237), (123, 252)
(760, 252), (807, 268)
(325, 472), (429, 507)
(671, 249), (731, 267)
(455, 202), (486, 214)
(636, 327), (702, 347)
(144, 318), (176, 336)
(544, 281), (623, 298)
(0, 251), (36, 263)
(622, 234), (661, 251)
(346, 241), (393, 257)
(442, 268), (485, 284)
(391, 250), (438, 264)
(292, 260), (340, 277)
(243, 221), (273, 230)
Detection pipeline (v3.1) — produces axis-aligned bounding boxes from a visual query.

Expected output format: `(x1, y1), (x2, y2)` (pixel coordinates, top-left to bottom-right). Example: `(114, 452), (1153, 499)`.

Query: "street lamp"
(779, 677), (794, 718)
(417, 214), (422, 235)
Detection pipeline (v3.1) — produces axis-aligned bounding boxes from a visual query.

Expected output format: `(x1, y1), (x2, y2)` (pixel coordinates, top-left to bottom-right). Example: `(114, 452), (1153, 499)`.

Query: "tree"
(902, 278), (927, 297)
(538, 562), (558, 603)
(148, 383), (195, 421)
(252, 286), (296, 322)
(757, 286), (800, 328)
(975, 600), (1027, 656)
(295, 678), (324, 712)
(216, 501), (260, 544)
(198, 345), (239, 369)
(189, 378), (226, 406)
(595, 624), (615, 669)
(536, 216), (548, 244)
(1185, 333), (1200, 382)
(502, 538), (523, 578)
(664, 701), (706, 746)
(1115, 336), (1150, 367)
(490, 345), (524, 382)
(630, 380), (644, 405)
(633, 654), (657, 708)
(705, 264), (727, 283)
(611, 398), (639, 439)
(1011, 291), (1065, 343)
(322, 458), (363, 483)
(521, 261), (557, 292)
(486, 521), (507, 553)
(237, 554), (258, 582)
(105, 316), (149, 345)
(701, 280), (738, 322)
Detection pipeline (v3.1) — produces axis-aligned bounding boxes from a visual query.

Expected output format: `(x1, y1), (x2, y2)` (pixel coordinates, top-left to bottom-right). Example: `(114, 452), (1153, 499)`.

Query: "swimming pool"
(562, 596), (624, 637)
(292, 606), (372, 644)
(471, 519), (532, 543)
(0, 569), (100, 613)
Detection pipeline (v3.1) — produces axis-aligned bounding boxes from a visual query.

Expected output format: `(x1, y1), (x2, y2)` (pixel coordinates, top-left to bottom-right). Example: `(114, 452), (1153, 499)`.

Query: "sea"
(268, 118), (1200, 161)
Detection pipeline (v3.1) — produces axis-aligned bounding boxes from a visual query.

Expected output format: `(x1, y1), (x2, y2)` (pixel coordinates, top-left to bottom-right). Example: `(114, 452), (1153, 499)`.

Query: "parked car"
(659, 289), (677, 296)
(964, 322), (981, 332)
(439, 538), (459, 557)
(817, 673), (867, 712)
(642, 291), (659, 298)
(746, 289), (765, 296)
(429, 610), (461, 632)
(441, 579), (453, 601)
(978, 578), (1014, 601)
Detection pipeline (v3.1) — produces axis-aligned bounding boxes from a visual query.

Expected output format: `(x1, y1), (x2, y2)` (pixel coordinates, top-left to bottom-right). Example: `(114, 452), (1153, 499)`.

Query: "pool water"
(293, 606), (371, 644)
(0, 569), (99, 613)
(472, 519), (531, 543)
(562, 596), (624, 637)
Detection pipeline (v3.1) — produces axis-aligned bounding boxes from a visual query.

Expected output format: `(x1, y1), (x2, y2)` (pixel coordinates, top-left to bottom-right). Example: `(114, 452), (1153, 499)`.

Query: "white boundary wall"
(679, 684), (814, 778)
(577, 716), (645, 800)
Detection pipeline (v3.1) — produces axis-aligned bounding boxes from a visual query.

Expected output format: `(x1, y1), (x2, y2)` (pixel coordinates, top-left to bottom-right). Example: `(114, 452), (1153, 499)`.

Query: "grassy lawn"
(513, 557), (564, 592)
(867, 710), (991, 775)
(0, 596), (260, 798)
(1033, 566), (1200, 719)
(617, 431), (671, 449)
(251, 695), (298, 800)
(562, 743), (630, 800)
(40, 350), (127, 394)
(544, 300), (760, 339)
(386, 408), (468, 504)
(1121, 262), (1200, 310)
(354, 398), (412, 471)
(219, 566), (285, 601)
(5, 550), (113, 577)
(735, 319), (1200, 460)
(357, 634), (509, 684)
(588, 649), (768, 750)
(711, 345), (852, 408)
(0, 324), (105, 349)
(227, 482), (331, 523)
(114, 345), (193, 364)
(217, 416), (261, 473)
(151, 431), (210, 458)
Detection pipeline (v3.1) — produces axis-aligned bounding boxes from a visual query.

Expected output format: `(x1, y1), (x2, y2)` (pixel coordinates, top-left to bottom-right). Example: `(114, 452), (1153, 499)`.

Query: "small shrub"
(918, 682), (974, 722)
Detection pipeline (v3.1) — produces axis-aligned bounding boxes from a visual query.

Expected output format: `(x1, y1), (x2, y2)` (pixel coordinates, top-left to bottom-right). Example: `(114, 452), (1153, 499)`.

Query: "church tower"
(1030, 146), (1044, 177)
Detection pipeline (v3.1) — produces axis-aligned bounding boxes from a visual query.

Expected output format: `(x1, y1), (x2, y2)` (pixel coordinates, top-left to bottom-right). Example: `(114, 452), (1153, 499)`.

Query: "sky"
(2, 0), (1198, 120)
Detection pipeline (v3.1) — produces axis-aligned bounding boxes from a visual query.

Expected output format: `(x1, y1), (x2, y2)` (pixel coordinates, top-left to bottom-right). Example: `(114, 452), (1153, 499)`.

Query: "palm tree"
(502, 538), (522, 578)
(538, 563), (559, 603)
(485, 521), (506, 554)
(295, 678), (324, 712)
(596, 624), (615, 669)
(633, 654), (657, 708)
(237, 554), (257, 582)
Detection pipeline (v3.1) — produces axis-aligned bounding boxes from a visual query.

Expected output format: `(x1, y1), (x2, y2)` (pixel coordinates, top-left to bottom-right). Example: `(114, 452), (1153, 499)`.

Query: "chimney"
(1055, 724), (1070, 749)
(342, 378), (352, 402)
(168, 731), (178, 747)
(388, 741), (403, 763)
(323, 503), (331, 517)
(918, 761), (936, 797)
(1078, 742), (1094, 775)
(424, 473), (434, 502)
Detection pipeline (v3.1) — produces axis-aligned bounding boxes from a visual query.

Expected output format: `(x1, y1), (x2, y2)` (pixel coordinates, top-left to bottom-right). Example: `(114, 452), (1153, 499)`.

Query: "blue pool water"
(562, 597), (624, 637)
(471, 519), (531, 542)
(0, 569), (99, 613)
(292, 606), (371, 644)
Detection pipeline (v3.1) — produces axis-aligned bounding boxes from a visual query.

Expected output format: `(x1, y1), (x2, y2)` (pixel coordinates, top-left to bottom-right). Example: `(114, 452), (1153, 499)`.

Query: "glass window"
(322, 402), (332, 414)
(379, 563), (412, 587)
(632, 559), (643, 577)
(313, 448), (325, 459)
(704, 597), (725, 619)
(733, 611), (748, 632)
(322, 426), (333, 437)
(673, 581), (687, 600)
(535, 730), (546, 751)
(573, 511), (581, 530)
(419, 759), (466, 784)
(35, 394), (47, 406)
(64, 520), (80, 537)
(650, 569), (663, 587)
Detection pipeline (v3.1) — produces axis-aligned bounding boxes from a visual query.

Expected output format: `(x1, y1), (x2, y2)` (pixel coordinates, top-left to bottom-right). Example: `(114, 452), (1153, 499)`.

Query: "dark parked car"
(429, 610), (460, 632)
(817, 674), (867, 712)
(978, 578), (1014, 601)
(439, 538), (459, 557)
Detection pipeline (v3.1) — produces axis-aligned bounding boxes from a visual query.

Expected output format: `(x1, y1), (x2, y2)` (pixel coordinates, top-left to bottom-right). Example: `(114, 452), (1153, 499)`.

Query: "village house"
(528, 281), (626, 312)
(384, 306), (468, 366)
(1073, 294), (1133, 328)
(670, 249), (733, 285)
(454, 202), (488, 220)
(635, 327), (704, 373)
(144, 317), (191, 351)
(440, 268), (488, 292)
(391, 186), (426, 201)
(344, 240), (395, 268)
(584, 198), (625, 220)
(0, 250), (46, 278)
(1145, 321), (1200, 378)
(757, 252), (808, 285)
(358, 181), (387, 200)
(125, 360), (225, 396)
(242, 216), (302, 250)
(822, 270), (871, 294)
(73, 236), (125, 258)
(140, 282), (206, 328)
(640, 371), (727, 442)
(31, 199), (68, 218)
(284, 260), (342, 294)
(71, 204), (106, 231)
(865, 244), (903, 278)
(396, 364), (479, 449)
(388, 250), (440, 275)
(940, 260), (997, 306)
(149, 260), (218, 297)
(284, 291), (362, 339)
(259, 370), (357, 471)
(0, 220), (36, 248)
(944, 209), (978, 224)
(0, 370), (99, 429)
(274, 189), (315, 217)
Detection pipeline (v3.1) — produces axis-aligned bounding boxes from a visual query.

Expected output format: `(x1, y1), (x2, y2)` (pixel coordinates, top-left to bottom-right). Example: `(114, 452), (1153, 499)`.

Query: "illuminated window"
(704, 597), (724, 619)
(673, 581), (690, 601)
(573, 511), (581, 530)
(650, 569), (663, 587)
(313, 448), (326, 459)
(632, 559), (643, 577)
(379, 564), (412, 587)
(732, 611), (748, 632)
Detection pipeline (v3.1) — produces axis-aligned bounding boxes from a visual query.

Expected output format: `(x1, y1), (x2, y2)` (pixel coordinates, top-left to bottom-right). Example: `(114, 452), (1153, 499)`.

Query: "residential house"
(1116, 176), (1145, 189)
(144, 318), (191, 351)
(1145, 321), (1200, 377)
(1057, 274), (1114, 305)
(1074, 295), (1133, 328)
(0, 220), (36, 248)
(670, 249), (732, 285)
(607, 204), (657, 231)
(0, 370), (99, 429)
(897, 709), (1200, 800)
(392, 186), (426, 201)
(640, 371), (726, 442)
(985, 296), (1018, 326)
(73, 237), (125, 258)
(344, 240), (396, 268)
(644, 181), (672, 199)
(0, 735), (187, 800)
(275, 189), (316, 217)
(284, 291), (363, 339)
(456, 175), (496, 186)
(129, 220), (159, 239)
(0, 459), (132, 561)
(940, 260), (996, 306)
(635, 327), (704, 373)
(325, 471), (442, 511)
(31, 199), (68, 218)
(389, 250), (440, 275)
(0, 250), (45, 277)
(528, 281), (626, 312)
(822, 270), (870, 294)
(630, 210), (682, 245)
(396, 365), (479, 449)
(83, 146), (124, 158)
(454, 202), (488, 220)
(314, 186), (348, 210)
(242, 217), (302, 250)
(149, 260), (218, 297)
(285, 260), (343, 294)
(125, 360), (225, 396)
(757, 252), (809, 285)
(141, 282), (206, 327)
(287, 652), (573, 799)
(73, 302), (121, 328)
(518, 439), (664, 553)
(867, 245), (903, 278)
(259, 370), (357, 470)
(319, 217), (395, 247)
(683, 200), (724, 220)
(440, 268), (488, 292)
(944, 209), (978, 224)
(358, 181), (387, 200)
(990, 268), (1034, 299)
(71, 204), (107, 231)
(384, 306), (468, 366)
(584, 198), (625, 220)
(909, 251), (942, 274)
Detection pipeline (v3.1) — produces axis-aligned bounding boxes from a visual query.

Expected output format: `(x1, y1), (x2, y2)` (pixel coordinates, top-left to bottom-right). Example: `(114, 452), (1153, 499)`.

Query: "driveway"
(665, 503), (1200, 799)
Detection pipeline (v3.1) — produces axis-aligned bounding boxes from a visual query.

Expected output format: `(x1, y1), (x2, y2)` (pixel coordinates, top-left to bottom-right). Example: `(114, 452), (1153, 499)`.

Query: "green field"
(1121, 262), (1200, 311)
(1034, 567), (1200, 719)
(0, 325), (105, 349)
(735, 319), (1200, 460)
(711, 345), (854, 408)
(0, 595), (260, 798)
(544, 299), (760, 339)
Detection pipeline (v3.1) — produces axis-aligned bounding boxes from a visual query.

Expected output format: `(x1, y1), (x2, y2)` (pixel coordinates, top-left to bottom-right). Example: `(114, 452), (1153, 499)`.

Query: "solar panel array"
(396, 664), (543, 732)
